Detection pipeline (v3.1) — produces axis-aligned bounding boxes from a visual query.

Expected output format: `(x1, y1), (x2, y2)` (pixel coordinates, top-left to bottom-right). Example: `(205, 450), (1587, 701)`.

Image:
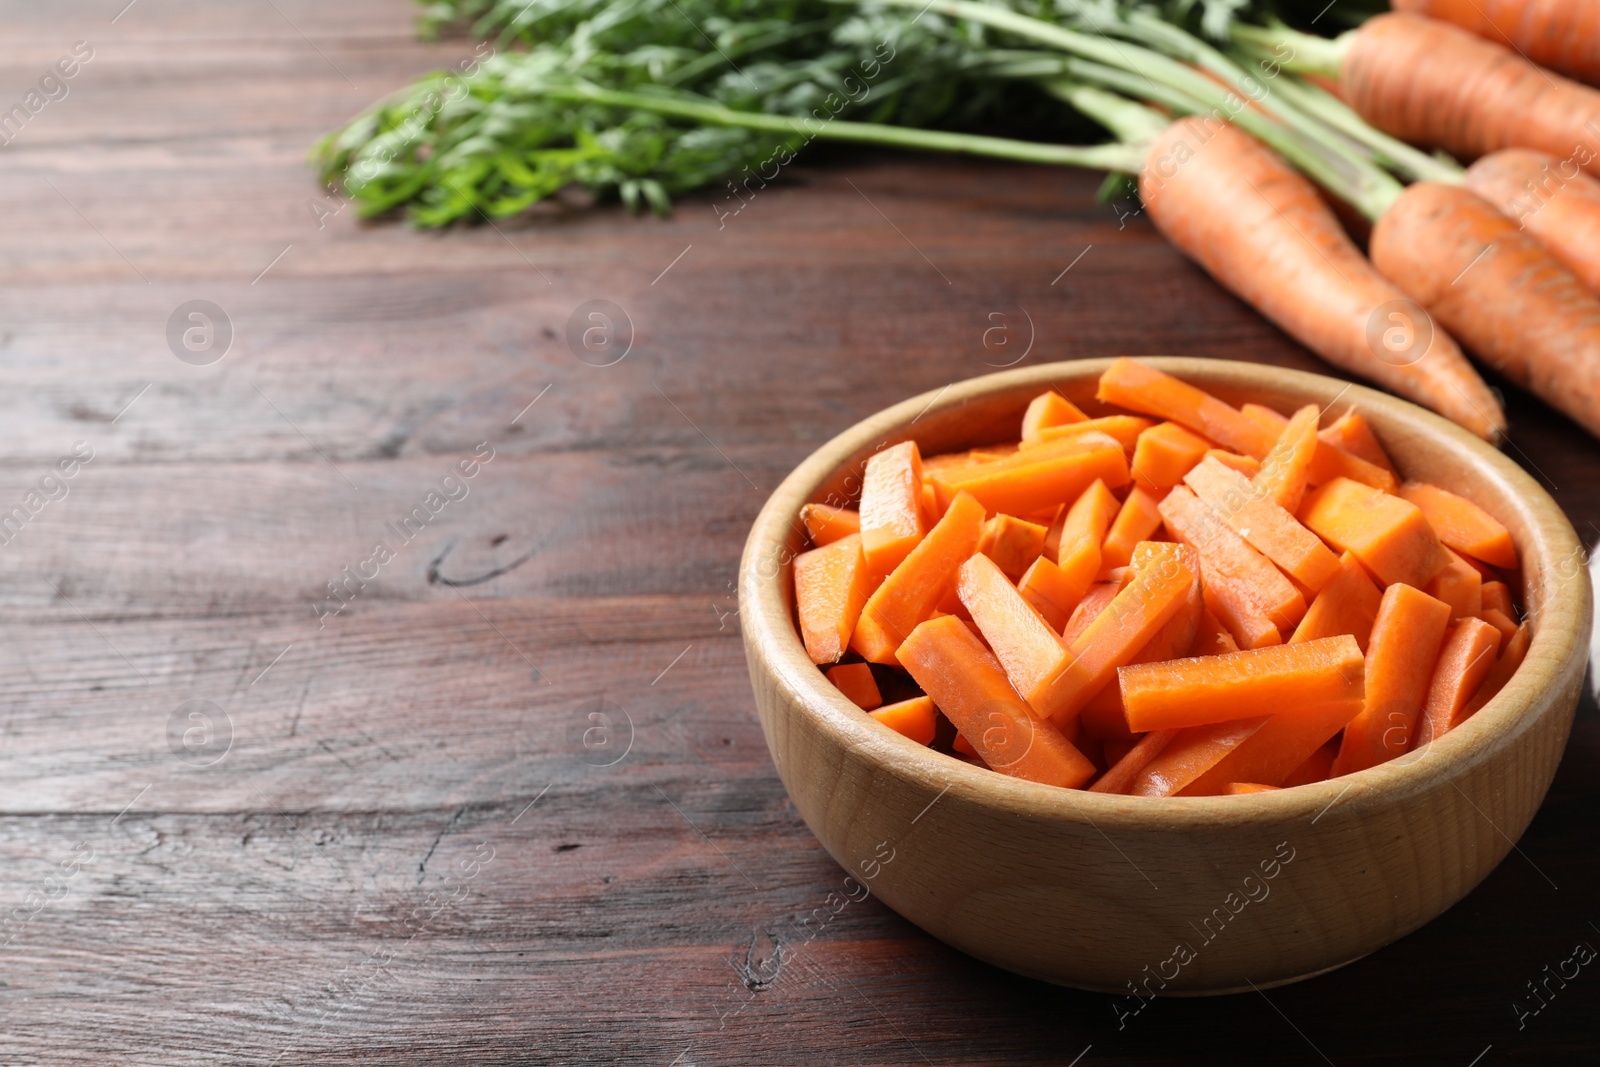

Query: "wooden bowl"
(739, 358), (1592, 995)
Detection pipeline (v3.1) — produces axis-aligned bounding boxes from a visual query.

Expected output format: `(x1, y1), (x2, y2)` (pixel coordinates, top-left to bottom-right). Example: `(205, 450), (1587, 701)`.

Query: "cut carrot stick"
(896, 616), (1095, 788)
(1290, 551), (1384, 653)
(1225, 782), (1281, 795)
(1414, 618), (1502, 747)
(1096, 357), (1278, 458)
(976, 514), (1048, 580)
(1299, 477), (1446, 589)
(859, 441), (926, 576)
(1122, 636), (1364, 733)
(1125, 717), (1271, 797)
(1396, 482), (1518, 570)
(1425, 548), (1483, 618)
(1183, 698), (1364, 795)
(1021, 390), (1087, 443)
(852, 491), (986, 664)
(921, 482), (940, 528)
(1253, 404), (1320, 514)
(957, 552), (1066, 699)
(1282, 739), (1338, 787)
(1158, 485), (1304, 644)
(826, 662), (882, 710)
(1317, 410), (1395, 474)
(794, 533), (872, 665)
(1204, 449), (1261, 478)
(1089, 728), (1177, 794)
(1079, 569), (1202, 741)
(928, 431), (1130, 517)
(1061, 582), (1121, 646)
(1480, 607), (1518, 649)
(1461, 622), (1531, 718)
(1481, 580), (1513, 617)
(1050, 479), (1121, 594)
(1332, 583), (1452, 774)
(1101, 486), (1164, 571)
(1028, 542), (1200, 727)
(869, 695), (937, 745)
(1131, 420), (1212, 496)
(1030, 416), (1153, 452)
(800, 503), (860, 547)
(1184, 455), (1342, 591)
(1017, 554), (1084, 631)
(1244, 402), (1399, 493)
(1193, 608), (1240, 657)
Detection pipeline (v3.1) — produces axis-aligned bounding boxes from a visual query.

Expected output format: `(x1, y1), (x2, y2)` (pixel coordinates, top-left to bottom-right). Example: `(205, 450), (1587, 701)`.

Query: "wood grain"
(1, 0), (1597, 1062)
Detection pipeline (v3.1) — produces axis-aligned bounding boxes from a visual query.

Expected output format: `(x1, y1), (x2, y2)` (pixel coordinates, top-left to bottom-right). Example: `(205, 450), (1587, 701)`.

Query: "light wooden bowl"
(739, 358), (1592, 995)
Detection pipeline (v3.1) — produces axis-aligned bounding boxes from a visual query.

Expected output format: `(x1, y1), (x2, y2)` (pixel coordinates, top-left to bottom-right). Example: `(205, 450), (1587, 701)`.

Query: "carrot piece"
(1100, 486), (1164, 571)
(1390, 0), (1600, 85)
(869, 695), (937, 745)
(1031, 416), (1153, 452)
(1466, 148), (1600, 295)
(1396, 482), (1518, 570)
(1020, 390), (1087, 443)
(1203, 449), (1261, 478)
(896, 616), (1095, 788)
(1414, 618), (1502, 747)
(859, 441), (926, 576)
(1095, 357), (1277, 458)
(1121, 636), (1364, 733)
(1100, 736), (1140, 769)
(957, 553), (1066, 699)
(826, 662), (882, 710)
(1028, 542), (1200, 727)
(1461, 622), (1531, 718)
(1050, 479), (1121, 594)
(976, 514), (1049, 580)
(1253, 404), (1321, 514)
(1193, 609), (1240, 657)
(1290, 551), (1384, 653)
(920, 482), (940, 528)
(1225, 782), (1281, 795)
(1332, 583), (1453, 774)
(800, 503), (860, 547)
(1061, 582), (1121, 647)
(1016, 554), (1084, 632)
(1282, 740), (1338, 787)
(794, 533), (872, 665)
(851, 491), (986, 665)
(1299, 477), (1447, 589)
(1089, 728), (1178, 794)
(1317, 410), (1395, 474)
(1079, 570), (1202, 741)
(1480, 607), (1518, 650)
(1131, 421), (1212, 496)
(1481, 580), (1513, 617)
(1182, 699), (1364, 795)
(1184, 455), (1342, 592)
(1248, 404), (1398, 494)
(928, 432), (1130, 517)
(1125, 718), (1272, 797)
(1425, 548), (1483, 618)
(1158, 486), (1304, 644)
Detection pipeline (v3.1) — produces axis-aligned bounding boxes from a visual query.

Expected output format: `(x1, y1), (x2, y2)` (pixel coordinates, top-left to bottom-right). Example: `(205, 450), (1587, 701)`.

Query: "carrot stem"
(1262, 73), (1466, 184)
(1042, 80), (1171, 146)
(1230, 23), (1352, 80)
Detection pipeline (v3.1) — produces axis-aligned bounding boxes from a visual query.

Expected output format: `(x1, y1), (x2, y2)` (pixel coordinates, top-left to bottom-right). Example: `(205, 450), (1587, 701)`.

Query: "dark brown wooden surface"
(1, 2), (1597, 1063)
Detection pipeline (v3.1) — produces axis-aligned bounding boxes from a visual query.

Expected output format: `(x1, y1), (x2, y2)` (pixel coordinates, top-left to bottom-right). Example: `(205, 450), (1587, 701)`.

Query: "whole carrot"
(1369, 181), (1600, 438)
(1465, 148), (1600, 293)
(1138, 117), (1506, 441)
(1391, 0), (1600, 86)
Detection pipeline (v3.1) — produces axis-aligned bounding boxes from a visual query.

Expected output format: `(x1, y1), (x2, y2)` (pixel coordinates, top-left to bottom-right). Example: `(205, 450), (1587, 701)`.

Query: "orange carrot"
(1121, 636), (1364, 733)
(1137, 121), (1505, 440)
(1290, 550), (1384, 652)
(1021, 390), (1087, 443)
(1461, 621), (1531, 717)
(852, 491), (986, 664)
(1183, 698), (1364, 794)
(1480, 606), (1518, 648)
(826, 662), (882, 710)
(1317, 410), (1395, 474)
(1243, 403), (1398, 493)
(1101, 486), (1164, 571)
(1225, 782), (1281, 795)
(794, 533), (872, 665)
(976, 514), (1048, 580)
(951, 730), (980, 759)
(1061, 581), (1121, 646)
(1396, 482), (1519, 569)
(957, 552), (1066, 698)
(1481, 580), (1514, 617)
(1158, 485), (1303, 645)
(801, 503), (860, 547)
(1089, 728), (1177, 794)
(1299, 477), (1446, 588)
(1369, 180), (1600, 440)
(1253, 404), (1321, 513)
(1332, 583), (1453, 774)
(1466, 148), (1600, 295)
(859, 441), (926, 577)
(1204, 449), (1262, 478)
(1029, 416), (1154, 452)
(1413, 618), (1502, 747)
(869, 695), (937, 745)
(1079, 571), (1203, 741)
(1101, 736), (1139, 768)
(1425, 548), (1484, 618)
(1016, 554), (1084, 631)
(928, 431), (1130, 517)
(1193, 608), (1240, 657)
(1050, 479), (1121, 588)
(1124, 717), (1272, 797)
(1131, 420), (1212, 496)
(1184, 455), (1342, 591)
(1096, 356), (1277, 458)
(1390, 0), (1600, 86)
(1282, 739), (1339, 787)
(897, 615), (1095, 788)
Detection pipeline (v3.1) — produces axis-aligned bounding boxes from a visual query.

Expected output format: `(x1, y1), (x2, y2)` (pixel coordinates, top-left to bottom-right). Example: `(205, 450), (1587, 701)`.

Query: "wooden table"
(2, 3), (1596, 1063)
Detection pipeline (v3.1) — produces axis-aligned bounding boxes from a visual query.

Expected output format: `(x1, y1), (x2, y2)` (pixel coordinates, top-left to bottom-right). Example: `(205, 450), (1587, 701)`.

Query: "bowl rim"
(739, 357), (1594, 827)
